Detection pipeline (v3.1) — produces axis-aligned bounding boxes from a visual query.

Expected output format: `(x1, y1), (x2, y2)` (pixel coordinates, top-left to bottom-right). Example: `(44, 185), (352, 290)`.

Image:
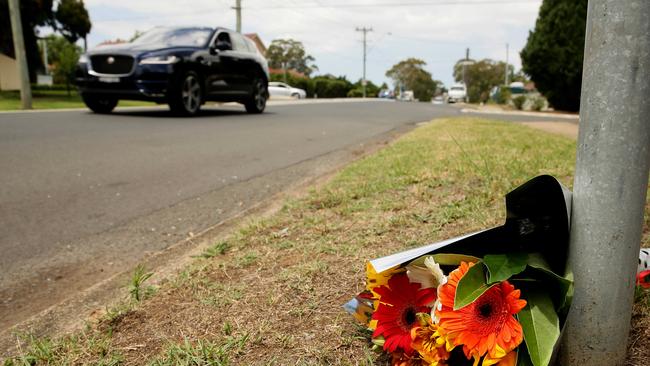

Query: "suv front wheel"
(244, 78), (267, 114)
(169, 71), (203, 116)
(82, 94), (118, 114)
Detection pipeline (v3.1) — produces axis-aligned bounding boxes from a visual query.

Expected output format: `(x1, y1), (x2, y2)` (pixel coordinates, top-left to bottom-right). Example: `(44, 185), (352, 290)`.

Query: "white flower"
(406, 256), (447, 289)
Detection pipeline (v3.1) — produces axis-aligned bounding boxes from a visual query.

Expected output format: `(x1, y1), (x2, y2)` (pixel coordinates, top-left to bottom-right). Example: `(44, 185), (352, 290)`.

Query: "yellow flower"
(366, 262), (405, 299)
(410, 314), (451, 366)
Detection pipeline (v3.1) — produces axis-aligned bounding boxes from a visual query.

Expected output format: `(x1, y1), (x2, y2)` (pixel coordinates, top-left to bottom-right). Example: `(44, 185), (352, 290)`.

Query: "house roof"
(244, 33), (266, 55)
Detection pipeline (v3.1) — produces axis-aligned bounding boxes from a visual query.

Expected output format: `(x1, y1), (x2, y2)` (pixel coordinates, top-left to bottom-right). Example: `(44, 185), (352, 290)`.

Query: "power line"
(355, 26), (373, 97)
(253, 0), (540, 9)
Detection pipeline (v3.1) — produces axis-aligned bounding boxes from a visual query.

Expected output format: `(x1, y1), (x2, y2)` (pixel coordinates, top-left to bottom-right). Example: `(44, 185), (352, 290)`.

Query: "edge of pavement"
(0, 98), (393, 115)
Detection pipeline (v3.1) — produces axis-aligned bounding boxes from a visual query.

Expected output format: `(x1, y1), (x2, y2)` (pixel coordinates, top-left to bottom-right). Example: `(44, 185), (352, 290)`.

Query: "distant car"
(378, 88), (394, 99)
(447, 83), (468, 103)
(432, 95), (444, 105)
(399, 90), (415, 102)
(268, 82), (306, 99)
(75, 26), (270, 116)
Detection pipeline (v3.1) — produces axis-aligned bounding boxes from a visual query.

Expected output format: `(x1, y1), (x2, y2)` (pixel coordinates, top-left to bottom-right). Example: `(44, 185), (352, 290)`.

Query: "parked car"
(447, 83), (467, 103)
(432, 95), (444, 104)
(75, 26), (269, 115)
(268, 82), (306, 99)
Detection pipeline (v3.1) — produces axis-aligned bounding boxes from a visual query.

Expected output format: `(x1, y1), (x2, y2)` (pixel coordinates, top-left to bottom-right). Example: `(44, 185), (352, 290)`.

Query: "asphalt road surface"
(0, 100), (572, 333)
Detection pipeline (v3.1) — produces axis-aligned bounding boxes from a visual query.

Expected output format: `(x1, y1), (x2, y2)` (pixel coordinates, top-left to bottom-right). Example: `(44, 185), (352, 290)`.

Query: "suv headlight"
(78, 54), (89, 64)
(139, 55), (179, 65)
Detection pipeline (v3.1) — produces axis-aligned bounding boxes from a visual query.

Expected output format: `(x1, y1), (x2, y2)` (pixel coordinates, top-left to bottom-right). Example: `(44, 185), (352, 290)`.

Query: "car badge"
(107, 56), (115, 64)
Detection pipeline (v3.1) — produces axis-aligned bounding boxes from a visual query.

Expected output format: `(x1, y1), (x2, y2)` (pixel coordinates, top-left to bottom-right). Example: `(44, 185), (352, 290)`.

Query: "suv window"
(231, 33), (249, 52)
(214, 32), (232, 50)
(245, 38), (259, 54)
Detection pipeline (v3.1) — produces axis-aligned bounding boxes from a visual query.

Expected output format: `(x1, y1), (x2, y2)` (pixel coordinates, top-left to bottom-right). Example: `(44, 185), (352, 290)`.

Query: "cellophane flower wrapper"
(345, 175), (574, 366)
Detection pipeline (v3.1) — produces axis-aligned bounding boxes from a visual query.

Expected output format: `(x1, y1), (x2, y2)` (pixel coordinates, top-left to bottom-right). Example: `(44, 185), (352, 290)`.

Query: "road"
(0, 100), (572, 333)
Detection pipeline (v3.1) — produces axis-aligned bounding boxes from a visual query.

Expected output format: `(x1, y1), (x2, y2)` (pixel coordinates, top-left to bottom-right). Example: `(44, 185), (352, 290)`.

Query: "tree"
(44, 35), (81, 93)
(520, 0), (587, 111)
(453, 59), (513, 103)
(385, 58), (437, 102)
(348, 78), (380, 98)
(266, 39), (318, 77)
(54, 0), (91, 46)
(0, 0), (90, 81)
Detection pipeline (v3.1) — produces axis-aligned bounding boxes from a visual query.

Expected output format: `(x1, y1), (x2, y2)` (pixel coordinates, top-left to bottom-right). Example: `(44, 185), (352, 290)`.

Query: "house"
(0, 53), (20, 91)
(244, 33), (266, 55)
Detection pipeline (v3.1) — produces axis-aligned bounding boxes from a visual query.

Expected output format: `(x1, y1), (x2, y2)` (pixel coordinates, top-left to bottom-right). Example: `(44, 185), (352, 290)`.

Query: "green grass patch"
(0, 90), (154, 110)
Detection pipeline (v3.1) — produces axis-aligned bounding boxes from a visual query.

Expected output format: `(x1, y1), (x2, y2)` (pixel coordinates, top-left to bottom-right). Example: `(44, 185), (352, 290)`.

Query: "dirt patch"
(521, 121), (579, 139)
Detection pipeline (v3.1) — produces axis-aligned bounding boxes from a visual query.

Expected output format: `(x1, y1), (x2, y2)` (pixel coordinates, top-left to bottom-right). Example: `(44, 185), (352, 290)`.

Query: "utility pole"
(504, 43), (509, 86)
(462, 48), (470, 86)
(8, 0), (32, 109)
(356, 26), (372, 98)
(559, 1), (650, 365)
(232, 0), (242, 33)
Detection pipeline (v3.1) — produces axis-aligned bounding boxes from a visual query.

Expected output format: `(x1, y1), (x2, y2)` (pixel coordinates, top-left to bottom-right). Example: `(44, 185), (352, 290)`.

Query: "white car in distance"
(268, 82), (307, 99)
(447, 83), (468, 103)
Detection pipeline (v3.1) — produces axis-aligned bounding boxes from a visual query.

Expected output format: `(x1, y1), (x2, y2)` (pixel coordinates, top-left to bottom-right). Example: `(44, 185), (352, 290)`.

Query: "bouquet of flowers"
(346, 176), (575, 366)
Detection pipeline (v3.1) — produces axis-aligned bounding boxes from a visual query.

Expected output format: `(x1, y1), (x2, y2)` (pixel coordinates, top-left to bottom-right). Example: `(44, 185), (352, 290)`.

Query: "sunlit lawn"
(0, 89), (154, 111)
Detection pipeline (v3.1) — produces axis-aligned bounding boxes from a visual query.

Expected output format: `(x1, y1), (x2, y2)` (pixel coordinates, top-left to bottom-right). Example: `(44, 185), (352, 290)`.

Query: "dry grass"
(3, 117), (648, 365)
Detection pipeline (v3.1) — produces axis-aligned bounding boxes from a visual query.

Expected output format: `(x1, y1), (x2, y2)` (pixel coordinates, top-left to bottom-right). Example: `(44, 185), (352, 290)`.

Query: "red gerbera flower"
(372, 273), (437, 354)
(436, 262), (527, 364)
(638, 270), (650, 289)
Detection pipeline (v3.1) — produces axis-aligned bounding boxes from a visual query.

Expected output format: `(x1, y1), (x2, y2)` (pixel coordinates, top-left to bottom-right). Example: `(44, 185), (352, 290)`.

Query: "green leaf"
(518, 289), (560, 366)
(454, 262), (497, 310)
(483, 253), (528, 284)
(371, 336), (385, 347)
(525, 254), (574, 314)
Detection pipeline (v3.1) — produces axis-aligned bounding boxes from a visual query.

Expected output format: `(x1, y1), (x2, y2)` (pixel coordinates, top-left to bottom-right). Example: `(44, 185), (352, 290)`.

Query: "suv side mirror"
(215, 41), (231, 51)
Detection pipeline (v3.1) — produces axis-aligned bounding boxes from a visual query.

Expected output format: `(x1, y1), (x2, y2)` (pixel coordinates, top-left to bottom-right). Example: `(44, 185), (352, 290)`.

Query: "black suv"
(75, 27), (269, 115)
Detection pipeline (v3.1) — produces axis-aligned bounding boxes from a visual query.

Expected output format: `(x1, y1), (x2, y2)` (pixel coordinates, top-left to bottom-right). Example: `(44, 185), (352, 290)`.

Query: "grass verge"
(0, 90), (154, 110)
(2, 117), (648, 365)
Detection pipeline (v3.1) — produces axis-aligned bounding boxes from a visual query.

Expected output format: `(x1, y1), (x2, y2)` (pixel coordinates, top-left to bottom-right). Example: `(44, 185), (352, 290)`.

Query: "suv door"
(206, 31), (246, 97)
(230, 32), (257, 94)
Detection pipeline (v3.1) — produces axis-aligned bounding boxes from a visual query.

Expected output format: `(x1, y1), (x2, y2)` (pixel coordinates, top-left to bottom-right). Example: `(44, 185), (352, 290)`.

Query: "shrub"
(513, 95), (527, 110)
(532, 97), (546, 111)
(496, 86), (511, 105)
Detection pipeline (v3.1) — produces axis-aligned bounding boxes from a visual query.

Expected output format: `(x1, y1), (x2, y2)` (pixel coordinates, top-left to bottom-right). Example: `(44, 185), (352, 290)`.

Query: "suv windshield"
(131, 27), (213, 47)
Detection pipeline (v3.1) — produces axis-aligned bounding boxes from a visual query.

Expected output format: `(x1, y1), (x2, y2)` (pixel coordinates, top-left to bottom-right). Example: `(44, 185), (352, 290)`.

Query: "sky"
(49, 0), (544, 88)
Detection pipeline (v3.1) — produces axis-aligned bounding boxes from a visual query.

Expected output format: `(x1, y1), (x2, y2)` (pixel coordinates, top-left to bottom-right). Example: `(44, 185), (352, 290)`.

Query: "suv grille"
(90, 55), (134, 75)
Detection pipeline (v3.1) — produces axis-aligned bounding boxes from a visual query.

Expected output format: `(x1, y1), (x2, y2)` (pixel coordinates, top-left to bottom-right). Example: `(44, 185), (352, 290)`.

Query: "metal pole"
(42, 39), (48, 75)
(233, 0), (242, 33)
(362, 29), (367, 98)
(8, 0), (32, 109)
(559, 1), (650, 365)
(504, 43), (509, 86)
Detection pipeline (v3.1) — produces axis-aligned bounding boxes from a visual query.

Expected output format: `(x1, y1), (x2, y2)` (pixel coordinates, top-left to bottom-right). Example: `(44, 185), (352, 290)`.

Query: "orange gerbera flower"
(436, 262), (527, 366)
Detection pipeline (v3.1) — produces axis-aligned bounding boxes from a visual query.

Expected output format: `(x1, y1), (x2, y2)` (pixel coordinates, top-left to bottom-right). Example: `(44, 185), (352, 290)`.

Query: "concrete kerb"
(0, 98), (392, 115)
